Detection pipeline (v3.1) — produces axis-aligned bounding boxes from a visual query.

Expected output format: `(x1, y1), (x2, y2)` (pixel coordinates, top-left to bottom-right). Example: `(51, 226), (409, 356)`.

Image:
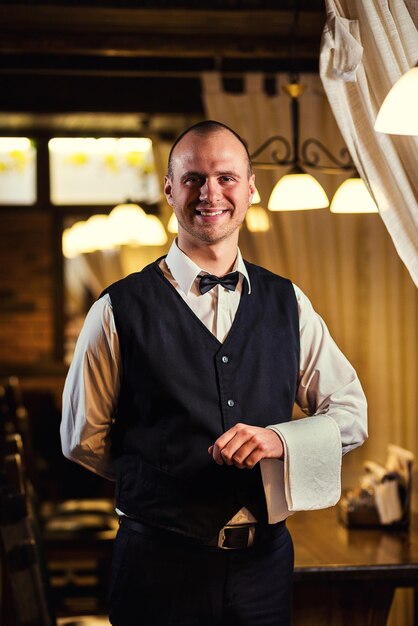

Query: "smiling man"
(166, 124), (253, 252)
(61, 120), (367, 626)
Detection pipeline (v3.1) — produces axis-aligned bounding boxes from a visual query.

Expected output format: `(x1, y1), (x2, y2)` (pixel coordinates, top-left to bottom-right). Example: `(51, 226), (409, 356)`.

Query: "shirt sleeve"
(60, 293), (120, 481)
(261, 284), (368, 521)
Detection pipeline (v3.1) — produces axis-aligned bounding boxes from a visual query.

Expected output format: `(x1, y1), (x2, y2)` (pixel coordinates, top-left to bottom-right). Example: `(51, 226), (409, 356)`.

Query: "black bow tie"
(199, 271), (240, 295)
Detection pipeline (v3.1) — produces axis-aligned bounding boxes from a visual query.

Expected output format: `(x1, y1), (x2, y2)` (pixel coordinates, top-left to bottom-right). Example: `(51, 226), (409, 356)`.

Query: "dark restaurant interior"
(0, 1), (417, 625)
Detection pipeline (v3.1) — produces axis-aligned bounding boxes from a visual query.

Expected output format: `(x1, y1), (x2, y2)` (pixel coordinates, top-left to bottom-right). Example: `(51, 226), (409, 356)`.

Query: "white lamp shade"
(374, 66), (418, 135)
(62, 221), (91, 258)
(63, 203), (168, 256)
(108, 203), (148, 245)
(81, 214), (115, 252)
(62, 225), (82, 258)
(252, 187), (261, 204)
(109, 202), (168, 246)
(268, 172), (329, 211)
(141, 214), (168, 246)
(167, 212), (179, 234)
(63, 215), (116, 257)
(330, 177), (379, 213)
(245, 206), (270, 232)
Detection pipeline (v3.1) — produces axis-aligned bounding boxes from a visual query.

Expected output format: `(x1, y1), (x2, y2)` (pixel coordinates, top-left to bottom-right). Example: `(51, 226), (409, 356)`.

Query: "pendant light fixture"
(62, 202), (167, 258)
(245, 188), (270, 232)
(167, 212), (178, 234)
(248, 0), (379, 216)
(375, 64), (418, 135)
(330, 175), (378, 214)
(250, 77), (353, 211)
(109, 202), (167, 246)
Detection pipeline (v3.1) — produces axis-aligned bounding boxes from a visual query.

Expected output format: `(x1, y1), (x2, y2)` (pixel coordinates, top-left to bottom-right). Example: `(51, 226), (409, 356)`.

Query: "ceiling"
(0, 1), (327, 133)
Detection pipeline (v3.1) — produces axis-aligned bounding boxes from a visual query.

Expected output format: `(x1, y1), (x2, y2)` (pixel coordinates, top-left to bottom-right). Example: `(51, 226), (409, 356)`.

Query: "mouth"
(195, 208), (229, 217)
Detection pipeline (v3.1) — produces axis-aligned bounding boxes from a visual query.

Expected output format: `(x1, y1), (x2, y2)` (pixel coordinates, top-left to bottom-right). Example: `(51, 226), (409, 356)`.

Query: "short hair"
(167, 120), (252, 178)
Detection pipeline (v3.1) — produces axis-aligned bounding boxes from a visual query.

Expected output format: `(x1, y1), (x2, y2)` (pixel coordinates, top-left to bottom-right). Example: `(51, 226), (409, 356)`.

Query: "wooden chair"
(0, 378), (115, 622)
(0, 377), (34, 484)
(0, 448), (111, 626)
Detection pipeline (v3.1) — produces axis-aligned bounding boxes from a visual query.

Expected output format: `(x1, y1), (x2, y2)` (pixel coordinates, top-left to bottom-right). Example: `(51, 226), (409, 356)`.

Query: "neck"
(176, 235), (239, 276)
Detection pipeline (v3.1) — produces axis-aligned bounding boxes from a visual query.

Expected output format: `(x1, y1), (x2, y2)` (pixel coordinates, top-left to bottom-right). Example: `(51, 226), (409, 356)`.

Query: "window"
(49, 137), (161, 205)
(0, 137), (36, 205)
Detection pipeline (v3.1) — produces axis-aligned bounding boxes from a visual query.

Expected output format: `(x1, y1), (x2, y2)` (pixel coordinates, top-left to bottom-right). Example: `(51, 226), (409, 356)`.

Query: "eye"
(219, 176), (235, 183)
(184, 176), (203, 185)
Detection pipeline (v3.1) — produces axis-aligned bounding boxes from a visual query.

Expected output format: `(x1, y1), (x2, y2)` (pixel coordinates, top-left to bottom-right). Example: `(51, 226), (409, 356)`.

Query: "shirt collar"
(165, 239), (251, 296)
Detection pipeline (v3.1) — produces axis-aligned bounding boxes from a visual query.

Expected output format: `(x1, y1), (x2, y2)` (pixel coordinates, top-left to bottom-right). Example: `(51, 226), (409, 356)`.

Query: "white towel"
(261, 415), (342, 522)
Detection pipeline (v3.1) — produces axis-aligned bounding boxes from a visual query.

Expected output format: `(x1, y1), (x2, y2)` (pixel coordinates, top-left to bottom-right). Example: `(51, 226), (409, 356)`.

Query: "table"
(44, 505), (418, 623)
(288, 507), (418, 626)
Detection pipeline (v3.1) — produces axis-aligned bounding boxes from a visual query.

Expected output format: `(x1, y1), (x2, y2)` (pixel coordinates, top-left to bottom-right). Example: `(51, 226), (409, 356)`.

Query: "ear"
(249, 174), (256, 203)
(164, 176), (173, 207)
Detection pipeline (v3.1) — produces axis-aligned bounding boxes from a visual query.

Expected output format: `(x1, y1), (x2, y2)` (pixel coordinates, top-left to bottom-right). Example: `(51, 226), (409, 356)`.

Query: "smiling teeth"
(199, 210), (224, 216)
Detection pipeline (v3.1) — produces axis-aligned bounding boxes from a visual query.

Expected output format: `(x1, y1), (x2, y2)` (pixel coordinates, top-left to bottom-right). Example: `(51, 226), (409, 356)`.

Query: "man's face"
(164, 130), (255, 248)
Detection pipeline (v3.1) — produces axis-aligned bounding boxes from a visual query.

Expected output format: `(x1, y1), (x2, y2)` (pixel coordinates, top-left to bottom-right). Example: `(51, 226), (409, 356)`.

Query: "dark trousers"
(109, 520), (294, 626)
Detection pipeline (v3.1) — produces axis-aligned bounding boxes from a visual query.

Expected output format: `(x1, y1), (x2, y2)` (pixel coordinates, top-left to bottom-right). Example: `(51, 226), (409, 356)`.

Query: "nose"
(199, 179), (222, 204)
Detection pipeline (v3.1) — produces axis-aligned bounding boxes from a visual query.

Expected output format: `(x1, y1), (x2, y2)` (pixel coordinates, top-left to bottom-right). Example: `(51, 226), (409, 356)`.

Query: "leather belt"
(119, 516), (284, 550)
(217, 523), (255, 549)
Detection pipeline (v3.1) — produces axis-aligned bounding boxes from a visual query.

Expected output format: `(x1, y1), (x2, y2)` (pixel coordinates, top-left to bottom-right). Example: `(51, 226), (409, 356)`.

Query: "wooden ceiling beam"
(0, 6), (324, 58)
(0, 33), (320, 59)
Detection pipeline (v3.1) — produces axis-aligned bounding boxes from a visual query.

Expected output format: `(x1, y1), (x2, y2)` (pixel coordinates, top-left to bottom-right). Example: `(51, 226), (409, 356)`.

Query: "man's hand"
(208, 423), (284, 469)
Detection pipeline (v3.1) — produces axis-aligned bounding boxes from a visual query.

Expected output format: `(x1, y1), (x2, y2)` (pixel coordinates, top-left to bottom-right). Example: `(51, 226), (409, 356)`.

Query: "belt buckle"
(217, 524), (255, 550)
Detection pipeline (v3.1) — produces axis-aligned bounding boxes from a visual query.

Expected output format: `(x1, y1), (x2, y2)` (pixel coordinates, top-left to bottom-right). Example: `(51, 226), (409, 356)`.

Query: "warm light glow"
(49, 138), (96, 153)
(142, 214), (168, 246)
(80, 214), (115, 251)
(245, 206), (270, 232)
(109, 203), (167, 246)
(117, 137), (152, 152)
(62, 227), (78, 259)
(63, 217), (115, 257)
(63, 203), (168, 256)
(0, 137), (32, 151)
(167, 212), (178, 234)
(252, 188), (261, 204)
(375, 66), (418, 135)
(268, 172), (329, 211)
(49, 137), (153, 153)
(330, 177), (379, 214)
(108, 203), (148, 245)
(62, 221), (89, 258)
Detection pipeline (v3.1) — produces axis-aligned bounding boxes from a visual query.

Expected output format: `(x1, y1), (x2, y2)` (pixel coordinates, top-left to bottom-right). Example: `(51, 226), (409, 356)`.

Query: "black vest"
(104, 259), (299, 541)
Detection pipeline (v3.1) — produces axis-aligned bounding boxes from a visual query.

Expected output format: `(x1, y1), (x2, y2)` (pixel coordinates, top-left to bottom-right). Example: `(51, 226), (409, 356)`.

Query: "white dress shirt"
(61, 240), (368, 524)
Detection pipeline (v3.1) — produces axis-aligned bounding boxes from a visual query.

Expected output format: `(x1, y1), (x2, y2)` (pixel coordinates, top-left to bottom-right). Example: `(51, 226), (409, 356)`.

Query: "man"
(61, 120), (367, 626)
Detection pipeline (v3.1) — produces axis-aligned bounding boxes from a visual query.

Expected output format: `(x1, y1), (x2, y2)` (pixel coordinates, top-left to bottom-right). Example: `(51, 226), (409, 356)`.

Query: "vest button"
(221, 355), (229, 364)
(227, 399), (235, 408)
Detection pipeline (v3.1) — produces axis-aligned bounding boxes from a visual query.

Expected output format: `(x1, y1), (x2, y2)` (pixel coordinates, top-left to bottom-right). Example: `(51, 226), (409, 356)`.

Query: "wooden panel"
(289, 507), (418, 626)
(0, 6), (324, 58)
(0, 73), (204, 114)
(0, 7), (322, 36)
(289, 507), (418, 582)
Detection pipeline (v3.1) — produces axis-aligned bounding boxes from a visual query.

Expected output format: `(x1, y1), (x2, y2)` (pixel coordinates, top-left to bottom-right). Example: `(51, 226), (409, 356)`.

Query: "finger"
(217, 433), (250, 465)
(232, 431), (277, 468)
(230, 441), (262, 469)
(208, 444), (222, 463)
(212, 429), (239, 465)
(213, 426), (241, 453)
(240, 448), (266, 469)
(227, 448), (262, 470)
(217, 430), (257, 466)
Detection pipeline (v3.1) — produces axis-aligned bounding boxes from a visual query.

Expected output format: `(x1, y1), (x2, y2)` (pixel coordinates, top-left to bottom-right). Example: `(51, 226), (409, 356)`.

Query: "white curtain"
(202, 69), (417, 626)
(320, 0), (418, 286)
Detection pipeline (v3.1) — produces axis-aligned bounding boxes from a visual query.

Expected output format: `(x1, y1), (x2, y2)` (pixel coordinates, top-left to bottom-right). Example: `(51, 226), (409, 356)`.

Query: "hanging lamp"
(375, 64), (418, 135)
(250, 78), (354, 211)
(245, 188), (270, 232)
(330, 175), (378, 214)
